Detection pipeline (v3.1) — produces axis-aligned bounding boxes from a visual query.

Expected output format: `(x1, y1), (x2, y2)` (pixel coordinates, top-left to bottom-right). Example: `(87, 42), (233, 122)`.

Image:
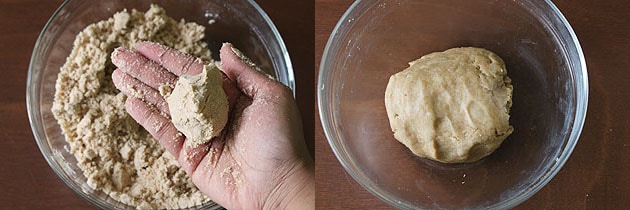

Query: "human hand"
(111, 42), (314, 210)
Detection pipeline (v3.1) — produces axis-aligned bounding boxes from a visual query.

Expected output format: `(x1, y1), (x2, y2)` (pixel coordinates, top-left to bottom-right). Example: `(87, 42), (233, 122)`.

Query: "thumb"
(219, 43), (288, 100)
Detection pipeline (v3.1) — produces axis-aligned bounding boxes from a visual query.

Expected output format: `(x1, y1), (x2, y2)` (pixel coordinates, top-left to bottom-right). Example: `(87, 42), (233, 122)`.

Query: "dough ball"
(166, 63), (229, 148)
(384, 47), (514, 163)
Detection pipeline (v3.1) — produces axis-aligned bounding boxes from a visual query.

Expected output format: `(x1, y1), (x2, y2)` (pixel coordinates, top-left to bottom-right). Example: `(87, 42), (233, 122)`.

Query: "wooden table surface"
(315, 0), (630, 209)
(0, 0), (313, 209)
(3, 0), (630, 209)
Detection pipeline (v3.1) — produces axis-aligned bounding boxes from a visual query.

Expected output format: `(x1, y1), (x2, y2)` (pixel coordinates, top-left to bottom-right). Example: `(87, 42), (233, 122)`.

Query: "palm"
(111, 42), (311, 209)
(191, 90), (306, 209)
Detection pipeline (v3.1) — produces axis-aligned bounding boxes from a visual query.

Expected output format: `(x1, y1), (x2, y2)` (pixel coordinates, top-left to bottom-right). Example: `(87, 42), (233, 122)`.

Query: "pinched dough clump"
(165, 63), (229, 148)
(385, 47), (514, 163)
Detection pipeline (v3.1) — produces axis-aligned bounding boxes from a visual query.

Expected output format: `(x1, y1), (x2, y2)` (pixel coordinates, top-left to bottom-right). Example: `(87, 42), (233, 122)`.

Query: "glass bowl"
(318, 0), (587, 209)
(27, 0), (294, 209)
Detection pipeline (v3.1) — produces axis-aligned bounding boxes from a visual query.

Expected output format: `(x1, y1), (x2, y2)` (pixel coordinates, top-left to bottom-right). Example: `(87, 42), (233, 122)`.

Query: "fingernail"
(111, 47), (121, 60)
(110, 47), (126, 67)
(136, 41), (156, 48)
(111, 47), (138, 68)
(111, 47), (133, 61)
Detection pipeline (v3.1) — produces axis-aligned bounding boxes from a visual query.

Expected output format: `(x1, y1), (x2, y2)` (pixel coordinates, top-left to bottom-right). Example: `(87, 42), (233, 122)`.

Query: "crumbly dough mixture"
(164, 63), (229, 148)
(51, 5), (212, 209)
(385, 47), (514, 163)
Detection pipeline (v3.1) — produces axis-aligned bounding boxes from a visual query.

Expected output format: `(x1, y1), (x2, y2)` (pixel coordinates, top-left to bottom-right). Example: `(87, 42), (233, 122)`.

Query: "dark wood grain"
(0, 0), (93, 209)
(314, 1), (392, 209)
(4, 0), (630, 209)
(0, 0), (313, 209)
(315, 0), (630, 209)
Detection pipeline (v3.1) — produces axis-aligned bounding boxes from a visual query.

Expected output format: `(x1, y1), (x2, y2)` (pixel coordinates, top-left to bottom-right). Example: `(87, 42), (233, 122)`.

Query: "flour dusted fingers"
(135, 41), (206, 76)
(112, 69), (170, 116)
(111, 47), (178, 90)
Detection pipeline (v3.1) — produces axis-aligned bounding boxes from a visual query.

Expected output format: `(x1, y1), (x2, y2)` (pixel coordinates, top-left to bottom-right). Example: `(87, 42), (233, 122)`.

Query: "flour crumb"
(219, 164), (243, 198)
(126, 84), (144, 99)
(205, 147), (220, 169)
(172, 132), (184, 144)
(158, 84), (173, 98)
(204, 12), (219, 25)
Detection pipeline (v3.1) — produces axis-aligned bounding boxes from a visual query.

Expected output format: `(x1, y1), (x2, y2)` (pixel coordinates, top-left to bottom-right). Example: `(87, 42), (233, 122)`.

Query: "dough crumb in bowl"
(51, 4), (212, 209)
(385, 47), (514, 163)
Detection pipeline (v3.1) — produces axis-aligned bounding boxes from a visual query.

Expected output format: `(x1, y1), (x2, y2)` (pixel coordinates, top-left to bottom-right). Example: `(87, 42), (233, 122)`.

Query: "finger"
(111, 47), (178, 89)
(112, 69), (170, 116)
(135, 41), (205, 76)
(219, 43), (291, 100)
(125, 97), (184, 158)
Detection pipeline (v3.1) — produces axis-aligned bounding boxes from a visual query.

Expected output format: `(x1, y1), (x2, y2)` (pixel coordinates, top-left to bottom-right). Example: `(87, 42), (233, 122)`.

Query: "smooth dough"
(166, 63), (229, 148)
(385, 47), (514, 163)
